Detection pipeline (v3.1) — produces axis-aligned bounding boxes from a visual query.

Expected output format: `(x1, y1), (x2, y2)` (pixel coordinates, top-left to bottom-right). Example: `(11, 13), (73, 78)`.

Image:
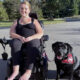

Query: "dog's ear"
(52, 42), (60, 53)
(52, 42), (62, 51)
(65, 43), (73, 53)
(52, 43), (57, 51)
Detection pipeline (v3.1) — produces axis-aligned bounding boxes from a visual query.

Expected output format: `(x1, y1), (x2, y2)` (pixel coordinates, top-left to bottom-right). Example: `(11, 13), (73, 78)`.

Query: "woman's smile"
(20, 4), (30, 17)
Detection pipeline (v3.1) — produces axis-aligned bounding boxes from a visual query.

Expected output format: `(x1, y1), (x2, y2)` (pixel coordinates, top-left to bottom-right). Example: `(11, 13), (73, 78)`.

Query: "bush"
(3, 0), (20, 20)
(30, 0), (43, 19)
(0, 2), (9, 21)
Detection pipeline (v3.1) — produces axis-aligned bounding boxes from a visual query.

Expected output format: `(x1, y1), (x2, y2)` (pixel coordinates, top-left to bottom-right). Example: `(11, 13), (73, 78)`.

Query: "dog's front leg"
(69, 73), (73, 80)
(56, 67), (60, 80)
(69, 66), (74, 80)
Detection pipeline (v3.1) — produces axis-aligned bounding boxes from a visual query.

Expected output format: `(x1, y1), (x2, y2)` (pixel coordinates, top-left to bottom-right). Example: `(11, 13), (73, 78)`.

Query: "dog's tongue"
(57, 56), (62, 59)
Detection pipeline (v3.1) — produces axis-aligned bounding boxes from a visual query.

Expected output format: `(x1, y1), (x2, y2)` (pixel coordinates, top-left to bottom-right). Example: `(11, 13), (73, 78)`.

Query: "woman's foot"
(19, 70), (31, 80)
(7, 71), (19, 80)
(7, 65), (19, 80)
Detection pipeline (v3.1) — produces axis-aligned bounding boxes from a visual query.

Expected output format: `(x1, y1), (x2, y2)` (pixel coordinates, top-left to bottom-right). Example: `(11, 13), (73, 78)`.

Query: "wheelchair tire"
(34, 65), (48, 80)
(34, 57), (48, 80)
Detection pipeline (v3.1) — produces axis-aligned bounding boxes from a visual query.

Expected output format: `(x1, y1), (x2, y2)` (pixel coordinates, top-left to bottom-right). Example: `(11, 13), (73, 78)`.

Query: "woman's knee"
(11, 39), (22, 47)
(10, 39), (22, 51)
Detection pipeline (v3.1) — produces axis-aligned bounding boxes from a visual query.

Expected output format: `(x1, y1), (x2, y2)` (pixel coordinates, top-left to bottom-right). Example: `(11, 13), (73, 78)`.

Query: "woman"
(8, 1), (43, 80)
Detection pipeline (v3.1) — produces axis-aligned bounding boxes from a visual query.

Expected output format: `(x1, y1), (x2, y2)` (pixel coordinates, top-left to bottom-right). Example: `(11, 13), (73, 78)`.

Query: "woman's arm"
(25, 19), (43, 42)
(10, 20), (25, 42)
(32, 19), (43, 39)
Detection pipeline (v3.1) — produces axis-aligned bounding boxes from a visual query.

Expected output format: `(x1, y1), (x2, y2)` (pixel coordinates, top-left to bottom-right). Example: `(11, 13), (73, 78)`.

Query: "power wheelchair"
(0, 13), (49, 80)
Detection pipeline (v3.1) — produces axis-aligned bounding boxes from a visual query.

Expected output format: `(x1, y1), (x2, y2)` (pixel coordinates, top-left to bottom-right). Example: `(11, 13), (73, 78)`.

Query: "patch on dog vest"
(62, 54), (74, 64)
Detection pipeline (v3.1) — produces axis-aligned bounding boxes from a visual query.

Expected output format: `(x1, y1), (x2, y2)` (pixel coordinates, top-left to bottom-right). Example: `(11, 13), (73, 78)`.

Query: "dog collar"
(62, 53), (74, 64)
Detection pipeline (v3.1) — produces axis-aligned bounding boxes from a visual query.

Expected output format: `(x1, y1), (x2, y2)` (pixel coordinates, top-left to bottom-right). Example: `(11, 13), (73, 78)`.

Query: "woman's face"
(20, 4), (30, 17)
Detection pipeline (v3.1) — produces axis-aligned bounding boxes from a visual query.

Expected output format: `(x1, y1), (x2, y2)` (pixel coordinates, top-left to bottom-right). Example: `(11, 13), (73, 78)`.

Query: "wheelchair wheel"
(34, 57), (48, 80)
(35, 66), (48, 80)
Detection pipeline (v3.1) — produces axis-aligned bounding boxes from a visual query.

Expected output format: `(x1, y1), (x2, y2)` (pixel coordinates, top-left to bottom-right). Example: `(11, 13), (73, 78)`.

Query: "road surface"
(0, 21), (80, 80)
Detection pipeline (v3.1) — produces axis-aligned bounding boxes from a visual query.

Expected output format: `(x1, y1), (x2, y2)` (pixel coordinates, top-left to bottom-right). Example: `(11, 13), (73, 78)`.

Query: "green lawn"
(0, 21), (13, 27)
(0, 19), (65, 27)
(43, 19), (65, 25)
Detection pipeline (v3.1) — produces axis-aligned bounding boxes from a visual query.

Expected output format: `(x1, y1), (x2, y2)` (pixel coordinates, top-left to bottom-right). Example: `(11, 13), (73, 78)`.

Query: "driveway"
(0, 21), (80, 80)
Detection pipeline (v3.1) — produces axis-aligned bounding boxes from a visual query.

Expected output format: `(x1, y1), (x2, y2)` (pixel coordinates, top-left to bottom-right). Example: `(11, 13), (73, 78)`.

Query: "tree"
(3, 0), (20, 20)
(73, 0), (79, 15)
(59, 0), (74, 17)
(42, 0), (79, 18)
(78, 0), (80, 14)
(29, 0), (43, 19)
(42, 0), (61, 19)
(0, 1), (9, 21)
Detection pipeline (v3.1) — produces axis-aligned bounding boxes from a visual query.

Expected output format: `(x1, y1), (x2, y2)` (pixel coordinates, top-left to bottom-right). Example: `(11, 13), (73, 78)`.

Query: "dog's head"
(52, 42), (72, 60)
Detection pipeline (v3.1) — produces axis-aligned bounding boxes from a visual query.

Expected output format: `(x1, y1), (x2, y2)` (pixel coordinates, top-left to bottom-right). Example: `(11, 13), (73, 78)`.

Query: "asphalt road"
(0, 21), (80, 80)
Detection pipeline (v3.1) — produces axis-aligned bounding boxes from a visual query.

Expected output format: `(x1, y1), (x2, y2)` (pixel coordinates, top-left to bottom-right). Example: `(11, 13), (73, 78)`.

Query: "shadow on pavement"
(0, 27), (10, 29)
(48, 70), (56, 79)
(65, 18), (80, 22)
(0, 60), (57, 80)
(0, 59), (8, 80)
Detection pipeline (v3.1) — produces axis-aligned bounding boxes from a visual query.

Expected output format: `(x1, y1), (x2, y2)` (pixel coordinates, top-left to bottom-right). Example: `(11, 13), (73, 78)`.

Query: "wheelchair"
(0, 13), (49, 80)
(0, 35), (48, 80)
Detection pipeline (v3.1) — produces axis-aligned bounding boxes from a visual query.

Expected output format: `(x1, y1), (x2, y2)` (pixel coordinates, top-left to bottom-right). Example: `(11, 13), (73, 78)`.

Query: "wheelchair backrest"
(29, 13), (44, 29)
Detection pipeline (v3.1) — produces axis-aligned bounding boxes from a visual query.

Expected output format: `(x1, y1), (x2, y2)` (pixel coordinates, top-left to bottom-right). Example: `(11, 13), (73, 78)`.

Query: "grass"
(42, 19), (65, 25)
(0, 21), (13, 27)
(0, 19), (65, 27)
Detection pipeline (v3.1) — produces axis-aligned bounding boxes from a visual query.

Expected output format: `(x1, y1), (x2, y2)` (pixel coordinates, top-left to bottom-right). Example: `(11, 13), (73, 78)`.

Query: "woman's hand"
(19, 36), (32, 43)
(25, 37), (32, 42)
(19, 36), (26, 43)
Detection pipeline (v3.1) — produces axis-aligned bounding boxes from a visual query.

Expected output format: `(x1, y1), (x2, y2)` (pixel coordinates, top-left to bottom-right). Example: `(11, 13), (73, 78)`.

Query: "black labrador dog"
(52, 42), (80, 80)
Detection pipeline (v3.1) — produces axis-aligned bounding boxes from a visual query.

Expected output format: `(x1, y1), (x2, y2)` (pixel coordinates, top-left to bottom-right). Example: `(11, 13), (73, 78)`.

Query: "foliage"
(73, 0), (79, 15)
(3, 0), (20, 20)
(0, 1), (9, 21)
(29, 0), (43, 19)
(1, 0), (80, 20)
(59, 0), (74, 17)
(42, 0), (80, 18)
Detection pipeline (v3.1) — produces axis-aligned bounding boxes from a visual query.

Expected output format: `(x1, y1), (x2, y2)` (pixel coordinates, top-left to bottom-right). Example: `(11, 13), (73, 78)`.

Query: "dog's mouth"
(57, 56), (63, 60)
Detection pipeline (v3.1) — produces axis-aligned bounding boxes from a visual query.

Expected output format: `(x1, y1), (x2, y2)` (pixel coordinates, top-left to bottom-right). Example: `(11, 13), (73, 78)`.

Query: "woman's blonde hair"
(20, 1), (31, 10)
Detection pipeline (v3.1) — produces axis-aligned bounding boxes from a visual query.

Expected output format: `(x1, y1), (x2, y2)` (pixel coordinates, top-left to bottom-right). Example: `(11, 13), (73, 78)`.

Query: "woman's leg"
(8, 39), (22, 80)
(19, 47), (40, 80)
(8, 65), (19, 80)
(19, 69), (32, 80)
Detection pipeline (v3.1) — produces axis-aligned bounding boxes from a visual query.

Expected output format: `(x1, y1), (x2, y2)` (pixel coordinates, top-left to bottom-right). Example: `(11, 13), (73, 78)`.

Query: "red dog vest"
(62, 53), (74, 64)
